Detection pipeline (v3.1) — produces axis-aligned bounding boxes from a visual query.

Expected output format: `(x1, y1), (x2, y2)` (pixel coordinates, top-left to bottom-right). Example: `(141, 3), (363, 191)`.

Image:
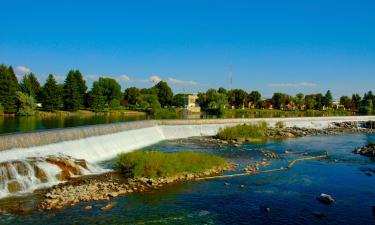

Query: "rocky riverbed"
(37, 163), (237, 211)
(203, 121), (375, 146)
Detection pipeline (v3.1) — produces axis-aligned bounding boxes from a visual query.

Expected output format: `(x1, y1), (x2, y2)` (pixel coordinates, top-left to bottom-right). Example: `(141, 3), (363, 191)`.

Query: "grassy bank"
(216, 121), (268, 141)
(116, 151), (226, 178)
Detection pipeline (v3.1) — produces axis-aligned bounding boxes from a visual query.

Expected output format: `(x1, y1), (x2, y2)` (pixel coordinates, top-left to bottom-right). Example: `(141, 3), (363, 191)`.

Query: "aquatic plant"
(116, 151), (226, 178)
(216, 121), (268, 140)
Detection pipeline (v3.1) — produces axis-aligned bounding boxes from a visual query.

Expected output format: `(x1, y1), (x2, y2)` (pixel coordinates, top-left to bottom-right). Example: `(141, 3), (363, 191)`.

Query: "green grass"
(116, 151), (226, 178)
(216, 121), (268, 141)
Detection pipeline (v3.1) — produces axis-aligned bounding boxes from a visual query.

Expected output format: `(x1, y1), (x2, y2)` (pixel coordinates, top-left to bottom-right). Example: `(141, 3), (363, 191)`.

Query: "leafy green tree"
(314, 93), (324, 110)
(198, 89), (227, 115)
(218, 87), (227, 95)
(305, 94), (317, 110)
(16, 91), (36, 116)
(339, 96), (351, 109)
(19, 73), (41, 101)
(247, 91), (262, 108)
(271, 93), (290, 109)
(137, 94), (161, 114)
(41, 74), (62, 111)
(360, 99), (373, 114)
(96, 77), (122, 108)
(351, 93), (362, 111)
(323, 90), (333, 108)
(295, 93), (305, 109)
(0, 65), (18, 113)
(227, 89), (248, 108)
(124, 87), (140, 105)
(172, 94), (189, 107)
(63, 70), (86, 111)
(152, 81), (173, 107)
(89, 81), (107, 112)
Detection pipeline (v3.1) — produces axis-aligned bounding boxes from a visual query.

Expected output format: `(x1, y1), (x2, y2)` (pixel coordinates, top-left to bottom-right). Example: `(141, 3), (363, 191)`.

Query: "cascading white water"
(1, 116), (375, 199)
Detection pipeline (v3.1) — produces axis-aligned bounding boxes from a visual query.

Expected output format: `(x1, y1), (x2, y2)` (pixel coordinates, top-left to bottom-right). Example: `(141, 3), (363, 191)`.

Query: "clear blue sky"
(1, 0), (375, 98)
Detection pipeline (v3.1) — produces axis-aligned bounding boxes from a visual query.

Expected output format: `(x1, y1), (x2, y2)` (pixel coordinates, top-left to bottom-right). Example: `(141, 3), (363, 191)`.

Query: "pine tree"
(90, 81), (107, 112)
(0, 64), (18, 113)
(20, 73), (42, 101)
(324, 90), (333, 108)
(42, 74), (61, 111)
(63, 70), (84, 111)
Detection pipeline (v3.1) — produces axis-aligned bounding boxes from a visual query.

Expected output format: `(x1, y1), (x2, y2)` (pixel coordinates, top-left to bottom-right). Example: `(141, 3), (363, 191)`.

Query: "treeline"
(1, 63), (374, 116)
(0, 64), (184, 115)
(197, 88), (374, 115)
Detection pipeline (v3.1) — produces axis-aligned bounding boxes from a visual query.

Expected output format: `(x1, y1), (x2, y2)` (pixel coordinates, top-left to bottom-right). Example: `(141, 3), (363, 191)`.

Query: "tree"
(295, 93), (305, 109)
(305, 94), (316, 110)
(227, 89), (248, 108)
(89, 81), (107, 112)
(96, 77), (122, 108)
(218, 87), (227, 95)
(63, 70), (86, 111)
(271, 93), (290, 109)
(323, 90), (333, 108)
(41, 74), (62, 111)
(339, 96), (351, 109)
(124, 87), (140, 105)
(19, 73), (41, 101)
(315, 93), (324, 110)
(0, 65), (18, 113)
(248, 91), (262, 108)
(198, 89), (227, 115)
(16, 91), (36, 116)
(152, 81), (173, 107)
(351, 93), (362, 111)
(172, 94), (189, 107)
(137, 94), (161, 114)
(360, 99), (373, 114)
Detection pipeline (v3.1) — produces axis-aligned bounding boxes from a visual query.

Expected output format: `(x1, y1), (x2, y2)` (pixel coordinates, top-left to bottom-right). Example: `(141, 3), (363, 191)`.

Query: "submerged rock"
(317, 193), (335, 204)
(353, 143), (375, 158)
(313, 211), (325, 218)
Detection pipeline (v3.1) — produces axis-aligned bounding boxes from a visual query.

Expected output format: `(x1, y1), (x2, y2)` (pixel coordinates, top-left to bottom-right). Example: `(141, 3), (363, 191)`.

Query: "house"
(185, 95), (201, 113)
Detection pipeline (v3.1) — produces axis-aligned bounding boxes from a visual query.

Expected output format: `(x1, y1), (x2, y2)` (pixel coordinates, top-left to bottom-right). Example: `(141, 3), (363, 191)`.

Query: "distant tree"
(315, 93), (324, 110)
(41, 74), (62, 111)
(271, 93), (290, 109)
(323, 90), (333, 108)
(227, 89), (248, 108)
(0, 65), (18, 113)
(339, 96), (351, 109)
(19, 73), (41, 101)
(247, 91), (262, 108)
(63, 70), (86, 111)
(218, 87), (227, 95)
(295, 93), (305, 109)
(124, 87), (141, 105)
(96, 77), (122, 108)
(198, 89), (227, 115)
(172, 94), (189, 107)
(360, 99), (373, 114)
(304, 94), (316, 110)
(152, 81), (173, 107)
(137, 94), (161, 114)
(351, 93), (362, 111)
(16, 91), (36, 116)
(89, 81), (107, 112)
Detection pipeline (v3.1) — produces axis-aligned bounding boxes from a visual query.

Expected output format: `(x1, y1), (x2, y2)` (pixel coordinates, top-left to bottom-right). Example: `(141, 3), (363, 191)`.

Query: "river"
(1, 133), (375, 224)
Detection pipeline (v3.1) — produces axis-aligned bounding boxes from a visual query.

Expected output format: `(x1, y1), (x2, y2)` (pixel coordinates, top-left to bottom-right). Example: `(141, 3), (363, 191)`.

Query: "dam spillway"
(0, 116), (375, 198)
(1, 116), (375, 164)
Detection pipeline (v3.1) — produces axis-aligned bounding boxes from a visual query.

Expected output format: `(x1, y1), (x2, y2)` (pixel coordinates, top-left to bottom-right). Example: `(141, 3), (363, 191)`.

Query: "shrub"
(116, 151), (226, 178)
(216, 121), (268, 140)
(16, 91), (36, 116)
(275, 121), (286, 129)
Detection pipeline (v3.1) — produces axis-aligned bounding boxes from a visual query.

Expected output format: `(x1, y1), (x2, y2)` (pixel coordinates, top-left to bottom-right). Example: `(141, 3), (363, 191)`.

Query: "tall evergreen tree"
(63, 70), (85, 111)
(41, 74), (61, 111)
(324, 90), (333, 108)
(0, 64), (18, 113)
(19, 73), (41, 101)
(89, 81), (107, 112)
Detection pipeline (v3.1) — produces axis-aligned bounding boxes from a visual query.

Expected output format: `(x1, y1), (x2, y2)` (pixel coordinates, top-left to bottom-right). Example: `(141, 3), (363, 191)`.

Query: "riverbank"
(37, 162), (236, 211)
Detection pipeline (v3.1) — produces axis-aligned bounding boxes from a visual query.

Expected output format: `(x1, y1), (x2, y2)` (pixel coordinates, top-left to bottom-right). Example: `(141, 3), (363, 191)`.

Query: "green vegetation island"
(1, 63), (375, 120)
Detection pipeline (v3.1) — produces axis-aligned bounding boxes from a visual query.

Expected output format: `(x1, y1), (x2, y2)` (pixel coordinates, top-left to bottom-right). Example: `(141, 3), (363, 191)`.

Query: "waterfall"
(1, 116), (375, 199)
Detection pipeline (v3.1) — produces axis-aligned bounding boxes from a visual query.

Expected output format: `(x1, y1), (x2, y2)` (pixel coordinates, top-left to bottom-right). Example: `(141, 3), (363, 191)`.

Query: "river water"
(1, 133), (375, 224)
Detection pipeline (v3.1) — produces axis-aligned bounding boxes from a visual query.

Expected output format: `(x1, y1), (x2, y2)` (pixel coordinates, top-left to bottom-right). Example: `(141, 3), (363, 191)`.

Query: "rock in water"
(317, 193), (335, 204)
(101, 202), (118, 211)
(313, 211), (325, 218)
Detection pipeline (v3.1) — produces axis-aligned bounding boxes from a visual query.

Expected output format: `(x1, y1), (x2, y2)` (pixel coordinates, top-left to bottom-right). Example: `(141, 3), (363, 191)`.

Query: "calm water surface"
(1, 133), (375, 224)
